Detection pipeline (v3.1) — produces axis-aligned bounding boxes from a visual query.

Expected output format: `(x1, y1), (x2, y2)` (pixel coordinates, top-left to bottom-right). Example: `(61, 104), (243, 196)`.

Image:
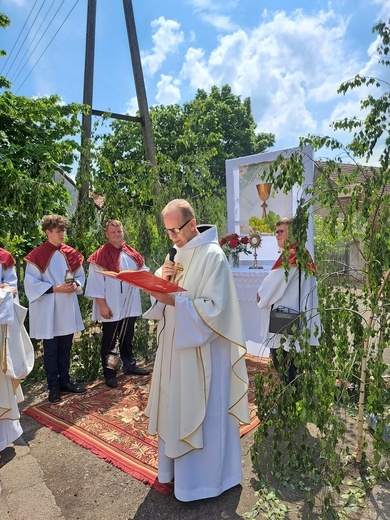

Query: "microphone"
(168, 247), (177, 263)
(168, 247), (177, 281)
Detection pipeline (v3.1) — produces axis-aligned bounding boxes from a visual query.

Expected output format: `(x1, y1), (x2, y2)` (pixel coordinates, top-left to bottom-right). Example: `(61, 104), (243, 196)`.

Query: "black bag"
(269, 306), (300, 334)
(269, 268), (301, 335)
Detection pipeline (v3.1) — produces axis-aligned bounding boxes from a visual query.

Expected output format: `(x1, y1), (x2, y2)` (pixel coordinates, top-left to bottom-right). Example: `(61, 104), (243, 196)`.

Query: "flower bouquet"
(219, 233), (250, 267)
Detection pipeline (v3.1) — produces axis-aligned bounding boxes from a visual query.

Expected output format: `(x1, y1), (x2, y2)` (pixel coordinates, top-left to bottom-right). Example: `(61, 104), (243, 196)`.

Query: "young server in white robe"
(24, 215), (86, 404)
(143, 199), (250, 502)
(0, 250), (34, 454)
(257, 217), (320, 385)
(85, 219), (150, 388)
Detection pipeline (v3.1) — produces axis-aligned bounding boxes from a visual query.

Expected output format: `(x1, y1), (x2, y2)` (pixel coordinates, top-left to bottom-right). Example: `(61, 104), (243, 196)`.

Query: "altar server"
(24, 215), (86, 403)
(0, 250), (34, 454)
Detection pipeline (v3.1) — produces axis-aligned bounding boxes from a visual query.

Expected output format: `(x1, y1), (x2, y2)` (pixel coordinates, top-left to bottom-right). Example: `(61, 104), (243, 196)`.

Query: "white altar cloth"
(232, 262), (272, 357)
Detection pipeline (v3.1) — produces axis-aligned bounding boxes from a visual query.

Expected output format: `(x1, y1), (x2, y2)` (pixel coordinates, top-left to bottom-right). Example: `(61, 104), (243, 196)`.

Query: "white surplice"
(0, 288), (34, 452)
(144, 225), (250, 502)
(24, 251), (85, 339)
(257, 265), (320, 351)
(85, 253), (147, 321)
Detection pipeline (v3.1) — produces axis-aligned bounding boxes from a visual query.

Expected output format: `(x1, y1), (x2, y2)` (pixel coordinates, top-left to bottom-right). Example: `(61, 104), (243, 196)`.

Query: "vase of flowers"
(219, 233), (250, 268)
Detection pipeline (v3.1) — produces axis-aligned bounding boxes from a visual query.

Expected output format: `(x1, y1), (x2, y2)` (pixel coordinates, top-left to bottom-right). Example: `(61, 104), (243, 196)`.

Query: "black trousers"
(101, 317), (136, 378)
(270, 348), (298, 386)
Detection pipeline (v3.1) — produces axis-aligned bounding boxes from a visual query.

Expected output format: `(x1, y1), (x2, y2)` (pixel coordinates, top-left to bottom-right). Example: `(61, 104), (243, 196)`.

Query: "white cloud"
(178, 7), (370, 150)
(371, 0), (390, 21)
(125, 96), (139, 116)
(142, 17), (184, 76)
(180, 47), (214, 91)
(200, 14), (238, 32)
(155, 74), (181, 105)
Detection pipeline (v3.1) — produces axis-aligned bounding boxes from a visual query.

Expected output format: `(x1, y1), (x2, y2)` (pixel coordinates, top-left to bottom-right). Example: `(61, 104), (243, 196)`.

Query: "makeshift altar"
(225, 146), (315, 355)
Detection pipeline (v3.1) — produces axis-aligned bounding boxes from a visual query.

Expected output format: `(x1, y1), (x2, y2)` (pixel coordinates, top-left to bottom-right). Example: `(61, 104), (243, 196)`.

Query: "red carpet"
(23, 355), (269, 495)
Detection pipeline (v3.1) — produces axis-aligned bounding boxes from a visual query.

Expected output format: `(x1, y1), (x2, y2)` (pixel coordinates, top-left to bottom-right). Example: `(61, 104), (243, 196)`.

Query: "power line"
(11, 0), (67, 85)
(9, 0), (58, 84)
(2, 0), (47, 78)
(0, 0), (40, 75)
(14, 0), (81, 94)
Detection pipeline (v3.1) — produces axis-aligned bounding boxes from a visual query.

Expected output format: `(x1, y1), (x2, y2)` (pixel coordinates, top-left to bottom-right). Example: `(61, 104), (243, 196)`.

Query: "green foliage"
(0, 90), (87, 252)
(70, 325), (102, 383)
(251, 18), (390, 517)
(243, 485), (289, 519)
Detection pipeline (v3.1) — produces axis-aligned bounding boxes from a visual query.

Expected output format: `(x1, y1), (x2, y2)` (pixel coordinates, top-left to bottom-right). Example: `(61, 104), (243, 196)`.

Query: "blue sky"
(1, 0), (389, 165)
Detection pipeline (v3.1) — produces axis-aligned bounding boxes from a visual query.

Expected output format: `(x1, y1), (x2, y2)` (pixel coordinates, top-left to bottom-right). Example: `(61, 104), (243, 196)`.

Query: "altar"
(225, 145), (315, 358)
(232, 262), (272, 357)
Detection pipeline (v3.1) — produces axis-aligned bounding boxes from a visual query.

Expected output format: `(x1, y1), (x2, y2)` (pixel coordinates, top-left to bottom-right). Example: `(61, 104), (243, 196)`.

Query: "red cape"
(24, 242), (84, 274)
(271, 242), (317, 274)
(0, 248), (16, 270)
(87, 242), (144, 272)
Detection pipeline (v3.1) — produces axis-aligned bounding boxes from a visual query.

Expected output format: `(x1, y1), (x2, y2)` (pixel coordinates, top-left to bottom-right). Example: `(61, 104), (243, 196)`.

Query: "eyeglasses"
(164, 218), (192, 235)
(274, 229), (286, 237)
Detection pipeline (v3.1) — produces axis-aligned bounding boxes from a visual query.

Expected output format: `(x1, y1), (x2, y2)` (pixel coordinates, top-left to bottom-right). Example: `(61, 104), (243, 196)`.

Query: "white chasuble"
(144, 225), (249, 502)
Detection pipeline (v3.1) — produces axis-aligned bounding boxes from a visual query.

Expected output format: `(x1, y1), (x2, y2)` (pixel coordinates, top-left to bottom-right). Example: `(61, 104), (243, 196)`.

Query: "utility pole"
(76, 0), (156, 223)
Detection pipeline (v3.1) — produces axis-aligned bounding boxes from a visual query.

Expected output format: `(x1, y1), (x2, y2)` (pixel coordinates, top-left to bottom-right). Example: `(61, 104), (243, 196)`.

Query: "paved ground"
(0, 380), (389, 519)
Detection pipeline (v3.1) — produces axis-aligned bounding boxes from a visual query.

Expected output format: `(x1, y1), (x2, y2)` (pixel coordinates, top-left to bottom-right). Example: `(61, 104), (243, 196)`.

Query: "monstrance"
(256, 183), (272, 218)
(249, 231), (263, 269)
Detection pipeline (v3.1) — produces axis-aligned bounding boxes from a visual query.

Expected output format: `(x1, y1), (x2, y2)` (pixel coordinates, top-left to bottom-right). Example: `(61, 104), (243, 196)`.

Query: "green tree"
(90, 85), (274, 265)
(0, 14), (11, 89)
(184, 85), (275, 186)
(0, 13), (88, 262)
(251, 19), (390, 517)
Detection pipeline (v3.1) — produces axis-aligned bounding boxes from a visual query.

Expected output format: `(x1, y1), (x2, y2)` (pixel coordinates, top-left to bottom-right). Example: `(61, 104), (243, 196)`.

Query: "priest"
(143, 199), (250, 502)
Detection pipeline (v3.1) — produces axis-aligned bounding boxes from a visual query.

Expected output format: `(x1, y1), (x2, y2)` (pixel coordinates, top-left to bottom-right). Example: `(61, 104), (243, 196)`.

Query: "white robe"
(0, 288), (34, 451)
(0, 264), (17, 290)
(85, 252), (147, 321)
(24, 251), (85, 339)
(144, 225), (249, 502)
(257, 265), (320, 351)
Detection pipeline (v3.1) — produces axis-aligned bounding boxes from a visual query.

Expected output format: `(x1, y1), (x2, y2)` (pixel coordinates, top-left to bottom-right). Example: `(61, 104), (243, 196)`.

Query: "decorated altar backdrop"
(225, 146), (315, 263)
(226, 146), (315, 355)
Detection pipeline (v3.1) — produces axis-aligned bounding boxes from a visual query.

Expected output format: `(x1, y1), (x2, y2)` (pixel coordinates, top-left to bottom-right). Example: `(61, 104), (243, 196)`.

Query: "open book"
(95, 270), (186, 293)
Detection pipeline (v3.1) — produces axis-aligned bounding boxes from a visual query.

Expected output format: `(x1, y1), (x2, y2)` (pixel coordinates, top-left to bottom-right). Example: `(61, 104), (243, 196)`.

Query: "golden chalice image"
(256, 183), (272, 218)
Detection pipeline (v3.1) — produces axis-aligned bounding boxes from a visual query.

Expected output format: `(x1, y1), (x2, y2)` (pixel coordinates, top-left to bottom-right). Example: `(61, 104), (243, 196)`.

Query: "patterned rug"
(23, 355), (269, 495)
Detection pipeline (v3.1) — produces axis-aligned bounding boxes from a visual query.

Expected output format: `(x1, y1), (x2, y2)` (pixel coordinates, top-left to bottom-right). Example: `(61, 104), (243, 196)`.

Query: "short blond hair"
(105, 219), (123, 230)
(161, 199), (195, 221)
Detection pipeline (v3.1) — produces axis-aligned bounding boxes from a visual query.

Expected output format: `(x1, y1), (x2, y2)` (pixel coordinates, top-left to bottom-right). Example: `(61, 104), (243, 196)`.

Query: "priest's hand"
(144, 289), (175, 307)
(161, 260), (175, 281)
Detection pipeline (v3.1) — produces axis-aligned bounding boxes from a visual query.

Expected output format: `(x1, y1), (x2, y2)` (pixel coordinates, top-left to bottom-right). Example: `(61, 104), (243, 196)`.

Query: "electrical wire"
(2, 0), (47, 78)
(14, 0), (80, 94)
(11, 0), (67, 86)
(9, 0), (58, 84)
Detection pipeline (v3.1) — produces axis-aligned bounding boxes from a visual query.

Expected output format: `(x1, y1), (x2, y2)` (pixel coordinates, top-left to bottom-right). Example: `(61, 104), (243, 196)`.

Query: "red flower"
(219, 233), (250, 256)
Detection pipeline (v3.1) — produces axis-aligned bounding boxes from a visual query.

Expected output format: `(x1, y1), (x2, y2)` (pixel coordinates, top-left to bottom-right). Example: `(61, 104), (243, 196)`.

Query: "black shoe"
(48, 387), (61, 403)
(123, 366), (150, 376)
(105, 377), (118, 388)
(60, 382), (87, 394)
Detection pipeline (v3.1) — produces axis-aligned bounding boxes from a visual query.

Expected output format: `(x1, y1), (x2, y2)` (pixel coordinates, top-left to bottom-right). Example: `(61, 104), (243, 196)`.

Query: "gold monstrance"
(249, 231), (263, 269)
(256, 183), (272, 218)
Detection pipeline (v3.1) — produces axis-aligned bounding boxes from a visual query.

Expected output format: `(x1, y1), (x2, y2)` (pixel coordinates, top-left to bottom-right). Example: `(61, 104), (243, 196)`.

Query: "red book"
(96, 270), (186, 293)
